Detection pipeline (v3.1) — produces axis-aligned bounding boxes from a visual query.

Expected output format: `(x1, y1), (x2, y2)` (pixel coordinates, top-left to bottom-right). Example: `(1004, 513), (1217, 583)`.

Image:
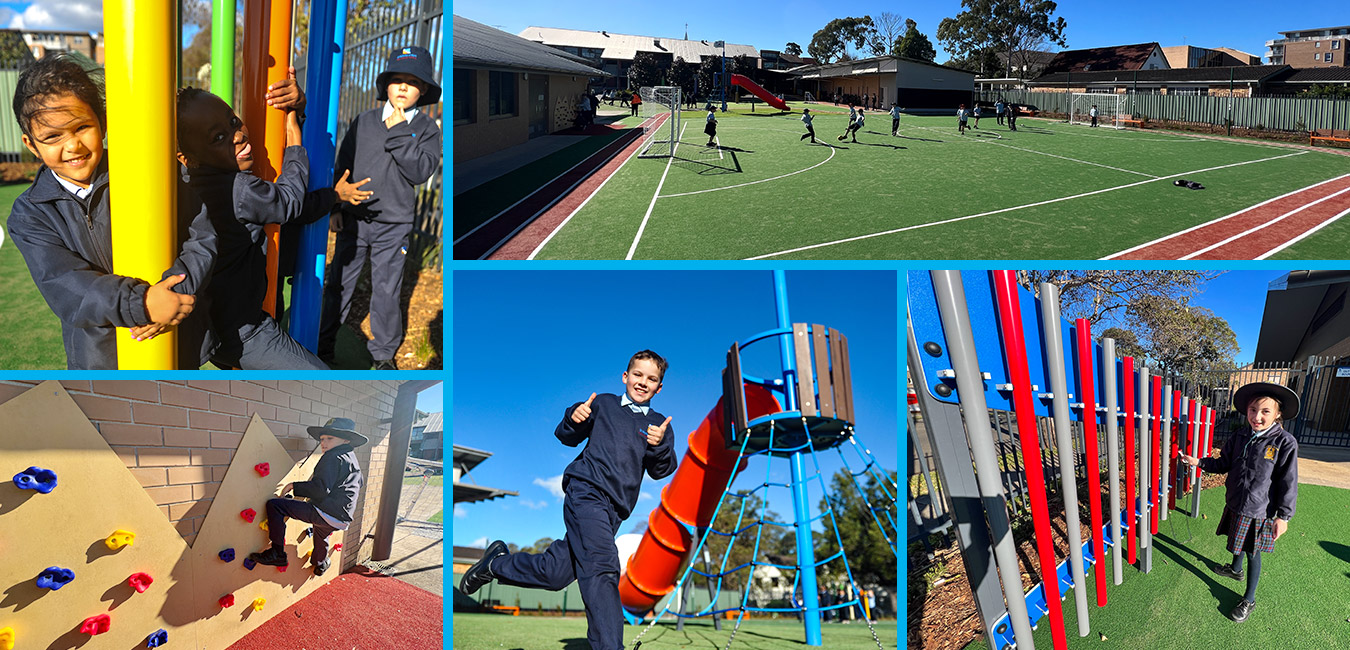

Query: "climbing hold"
(80, 614), (111, 636)
(219, 548), (235, 563)
(259, 519), (268, 531)
(242, 558), (257, 570)
(12, 466), (57, 493)
(254, 462), (270, 477)
(0, 626), (13, 650)
(105, 529), (136, 550)
(146, 628), (168, 648)
(218, 594), (235, 608)
(241, 508), (256, 523)
(251, 597), (266, 611)
(277, 564), (288, 573)
(36, 566), (75, 590)
(128, 572), (154, 593)
(333, 543), (342, 552)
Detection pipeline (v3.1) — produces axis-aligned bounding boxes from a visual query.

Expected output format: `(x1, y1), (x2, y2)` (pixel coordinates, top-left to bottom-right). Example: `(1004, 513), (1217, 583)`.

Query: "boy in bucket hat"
(318, 45), (442, 370)
(249, 417), (366, 575)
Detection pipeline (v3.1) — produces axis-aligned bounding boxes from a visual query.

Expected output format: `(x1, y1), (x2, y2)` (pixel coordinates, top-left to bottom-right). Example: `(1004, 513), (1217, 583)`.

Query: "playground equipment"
(907, 271), (1220, 650)
(128, 572), (155, 593)
(729, 74), (789, 111)
(625, 271), (897, 649)
(106, 529), (137, 550)
(220, 548), (236, 562)
(12, 466), (56, 493)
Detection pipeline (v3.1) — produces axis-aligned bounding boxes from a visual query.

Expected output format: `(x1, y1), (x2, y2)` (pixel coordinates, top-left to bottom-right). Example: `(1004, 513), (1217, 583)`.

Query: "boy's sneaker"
(248, 546), (288, 567)
(1212, 563), (1244, 581)
(373, 359), (398, 370)
(1228, 599), (1255, 622)
(313, 558), (331, 576)
(459, 540), (508, 595)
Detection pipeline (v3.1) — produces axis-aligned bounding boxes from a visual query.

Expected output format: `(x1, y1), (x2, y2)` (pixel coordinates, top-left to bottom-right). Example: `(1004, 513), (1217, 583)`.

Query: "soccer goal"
(637, 86), (682, 158)
(1069, 92), (1125, 129)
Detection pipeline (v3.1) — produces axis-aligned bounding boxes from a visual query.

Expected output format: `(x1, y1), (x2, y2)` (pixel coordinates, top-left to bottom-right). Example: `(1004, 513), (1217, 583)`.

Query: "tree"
(808, 16), (878, 64)
(699, 492), (792, 592)
(943, 47), (1002, 75)
(872, 12), (907, 56)
(670, 56), (696, 100)
(785, 42), (803, 57)
(896, 19), (937, 62)
(697, 56), (723, 102)
(1018, 270), (1222, 326)
(1098, 326), (1146, 359)
(628, 52), (661, 89)
(936, 0), (1067, 78)
(815, 469), (897, 588)
(1128, 295), (1239, 381)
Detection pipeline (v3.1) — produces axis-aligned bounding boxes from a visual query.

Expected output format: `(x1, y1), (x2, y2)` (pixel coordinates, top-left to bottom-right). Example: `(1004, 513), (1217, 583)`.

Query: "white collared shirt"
(381, 101), (420, 123)
(54, 173), (93, 200)
(619, 393), (651, 415)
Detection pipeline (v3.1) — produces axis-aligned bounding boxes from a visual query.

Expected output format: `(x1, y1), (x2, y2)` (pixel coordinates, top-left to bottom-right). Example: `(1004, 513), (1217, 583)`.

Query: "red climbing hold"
(333, 543), (343, 551)
(127, 573), (153, 593)
(241, 508), (256, 523)
(218, 594), (235, 608)
(255, 462), (270, 477)
(277, 565), (288, 573)
(80, 614), (111, 635)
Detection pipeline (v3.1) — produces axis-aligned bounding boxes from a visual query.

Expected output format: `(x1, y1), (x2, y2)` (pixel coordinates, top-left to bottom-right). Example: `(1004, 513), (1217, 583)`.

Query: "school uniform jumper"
(8, 160), (217, 369)
(319, 105), (442, 362)
(1198, 423), (1298, 554)
(265, 442), (363, 564)
(184, 146), (330, 369)
(493, 394), (678, 650)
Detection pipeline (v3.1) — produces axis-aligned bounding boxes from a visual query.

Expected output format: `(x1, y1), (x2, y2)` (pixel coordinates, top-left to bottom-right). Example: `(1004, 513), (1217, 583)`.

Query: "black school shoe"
(459, 540), (508, 595)
(249, 546), (289, 567)
(373, 358), (398, 370)
(1229, 599), (1255, 622)
(1212, 563), (1244, 581)
(313, 557), (331, 576)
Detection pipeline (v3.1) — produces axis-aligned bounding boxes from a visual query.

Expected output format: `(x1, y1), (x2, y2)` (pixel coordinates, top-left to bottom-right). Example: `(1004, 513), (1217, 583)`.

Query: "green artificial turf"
(0, 181), (65, 369)
(452, 613), (899, 649)
(403, 474), (444, 486)
(955, 482), (1350, 650)
(525, 107), (1350, 260)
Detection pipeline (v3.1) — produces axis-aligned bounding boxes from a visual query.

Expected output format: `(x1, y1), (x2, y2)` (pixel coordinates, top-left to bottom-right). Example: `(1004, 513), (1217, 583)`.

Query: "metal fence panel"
(978, 90), (1350, 132)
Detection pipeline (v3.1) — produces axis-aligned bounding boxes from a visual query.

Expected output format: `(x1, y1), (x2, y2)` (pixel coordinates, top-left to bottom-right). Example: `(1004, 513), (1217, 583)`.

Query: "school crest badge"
(1264, 445), (1277, 460)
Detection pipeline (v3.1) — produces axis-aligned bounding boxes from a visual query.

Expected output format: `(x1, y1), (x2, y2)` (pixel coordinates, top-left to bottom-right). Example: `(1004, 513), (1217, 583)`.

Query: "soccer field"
(0, 182), (65, 369)
(511, 105), (1350, 260)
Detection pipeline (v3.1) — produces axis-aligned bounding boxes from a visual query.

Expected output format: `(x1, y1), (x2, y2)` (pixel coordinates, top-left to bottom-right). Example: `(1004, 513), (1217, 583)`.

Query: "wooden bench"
(488, 606), (520, 616)
(1118, 115), (1143, 128)
(1310, 129), (1350, 147)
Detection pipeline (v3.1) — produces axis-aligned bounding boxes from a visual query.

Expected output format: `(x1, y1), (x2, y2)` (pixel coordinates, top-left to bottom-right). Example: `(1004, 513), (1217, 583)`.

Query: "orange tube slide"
(618, 384), (782, 614)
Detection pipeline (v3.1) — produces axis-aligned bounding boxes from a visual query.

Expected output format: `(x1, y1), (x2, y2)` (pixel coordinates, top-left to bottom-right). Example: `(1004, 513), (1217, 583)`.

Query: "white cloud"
(454, 504), (467, 518)
(9, 1), (101, 32)
(468, 536), (488, 548)
(638, 491), (654, 501)
(534, 474), (565, 499)
(519, 499), (548, 510)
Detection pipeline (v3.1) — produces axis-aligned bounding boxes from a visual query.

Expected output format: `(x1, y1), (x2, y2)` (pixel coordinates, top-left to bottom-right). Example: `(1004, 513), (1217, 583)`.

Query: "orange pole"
(241, 0), (290, 317)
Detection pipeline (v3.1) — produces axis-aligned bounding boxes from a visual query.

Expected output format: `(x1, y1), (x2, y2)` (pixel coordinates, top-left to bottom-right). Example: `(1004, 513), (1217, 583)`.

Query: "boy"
(1090, 104), (1099, 128)
(996, 99), (1006, 125)
(957, 104), (969, 134)
(460, 350), (678, 650)
(1007, 103), (1019, 131)
(704, 107), (718, 147)
(249, 417), (366, 576)
(8, 54), (217, 369)
(889, 102), (902, 136)
(318, 46), (442, 370)
(176, 70), (364, 370)
(799, 107), (818, 143)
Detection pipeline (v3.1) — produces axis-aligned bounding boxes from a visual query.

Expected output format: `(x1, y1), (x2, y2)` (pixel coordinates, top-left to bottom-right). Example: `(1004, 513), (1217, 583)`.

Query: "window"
(1328, 52), (1335, 63)
(1316, 41), (1321, 47)
(488, 70), (517, 117)
(453, 69), (474, 124)
(1334, 41), (1341, 50)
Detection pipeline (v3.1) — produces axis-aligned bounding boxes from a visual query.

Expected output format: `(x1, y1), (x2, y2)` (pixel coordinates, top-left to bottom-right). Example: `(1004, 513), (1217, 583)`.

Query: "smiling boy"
(460, 350), (678, 650)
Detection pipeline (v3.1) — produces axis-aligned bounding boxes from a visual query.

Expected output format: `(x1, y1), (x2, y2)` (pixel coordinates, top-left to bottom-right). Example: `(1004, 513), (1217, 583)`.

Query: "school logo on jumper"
(1264, 445), (1278, 460)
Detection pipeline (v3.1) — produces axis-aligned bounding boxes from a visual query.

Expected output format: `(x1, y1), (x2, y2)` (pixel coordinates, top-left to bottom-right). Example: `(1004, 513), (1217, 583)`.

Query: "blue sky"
(454, 1), (1347, 65)
(415, 383), (443, 414)
(451, 270), (899, 549)
(1190, 270), (1289, 360)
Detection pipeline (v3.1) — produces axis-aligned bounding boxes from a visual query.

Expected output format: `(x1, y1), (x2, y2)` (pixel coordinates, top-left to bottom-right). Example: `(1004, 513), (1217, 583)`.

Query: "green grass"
(404, 474), (444, 486)
(0, 182), (66, 369)
(428, 509), (443, 524)
(452, 613), (898, 649)
(952, 482), (1350, 650)
(523, 106), (1350, 260)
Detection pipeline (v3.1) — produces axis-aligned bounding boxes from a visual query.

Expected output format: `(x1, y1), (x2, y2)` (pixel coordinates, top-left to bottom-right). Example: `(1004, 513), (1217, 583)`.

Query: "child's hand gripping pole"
(131, 274), (195, 341)
(571, 393), (597, 424)
(646, 416), (672, 446)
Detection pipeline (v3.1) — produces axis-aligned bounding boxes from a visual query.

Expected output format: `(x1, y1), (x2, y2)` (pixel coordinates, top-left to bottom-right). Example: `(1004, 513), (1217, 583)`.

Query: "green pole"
(211, 0), (236, 106)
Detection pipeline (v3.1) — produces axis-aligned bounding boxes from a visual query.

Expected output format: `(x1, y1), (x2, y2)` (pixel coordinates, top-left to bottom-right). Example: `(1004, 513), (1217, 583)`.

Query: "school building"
(1266, 25), (1350, 68)
(1255, 271), (1350, 440)
(794, 55), (977, 111)
(517, 25), (760, 92)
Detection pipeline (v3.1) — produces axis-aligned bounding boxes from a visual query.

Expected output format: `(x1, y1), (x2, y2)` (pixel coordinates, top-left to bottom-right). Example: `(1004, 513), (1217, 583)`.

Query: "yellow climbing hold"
(105, 529), (136, 550)
(259, 519), (269, 531)
(0, 626), (15, 650)
(252, 597), (266, 611)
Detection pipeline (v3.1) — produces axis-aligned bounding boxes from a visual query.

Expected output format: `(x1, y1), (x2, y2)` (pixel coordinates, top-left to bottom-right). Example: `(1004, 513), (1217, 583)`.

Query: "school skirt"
(1216, 507), (1277, 554)
(705, 122), (717, 136)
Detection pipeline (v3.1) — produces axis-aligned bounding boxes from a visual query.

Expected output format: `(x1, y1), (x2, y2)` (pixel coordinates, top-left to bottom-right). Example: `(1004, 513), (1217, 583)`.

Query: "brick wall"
(0, 380), (402, 571)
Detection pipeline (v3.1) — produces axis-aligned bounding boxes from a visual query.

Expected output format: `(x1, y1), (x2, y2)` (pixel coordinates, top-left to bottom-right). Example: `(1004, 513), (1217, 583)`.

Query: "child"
(1007, 103), (1018, 131)
(799, 107), (817, 143)
(996, 99), (1006, 125)
(889, 102), (902, 136)
(318, 46), (442, 370)
(249, 417), (366, 576)
(629, 90), (641, 117)
(8, 53), (217, 369)
(1180, 382), (1299, 623)
(957, 104), (969, 134)
(1090, 104), (1099, 128)
(705, 107), (718, 147)
(176, 71), (366, 370)
(460, 350), (678, 650)
(972, 103), (982, 129)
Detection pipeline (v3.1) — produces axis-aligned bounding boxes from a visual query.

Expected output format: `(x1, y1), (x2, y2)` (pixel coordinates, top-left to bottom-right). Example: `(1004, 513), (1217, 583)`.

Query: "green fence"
(979, 90), (1350, 132)
(0, 70), (28, 162)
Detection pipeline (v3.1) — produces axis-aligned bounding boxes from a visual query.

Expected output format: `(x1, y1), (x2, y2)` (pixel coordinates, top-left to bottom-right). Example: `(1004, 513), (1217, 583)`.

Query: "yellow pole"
(105, 0), (177, 369)
(242, 0), (291, 318)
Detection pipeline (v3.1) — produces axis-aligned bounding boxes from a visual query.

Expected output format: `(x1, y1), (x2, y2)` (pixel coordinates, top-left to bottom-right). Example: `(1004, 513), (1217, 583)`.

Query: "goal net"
(637, 86), (682, 158)
(1069, 92), (1125, 129)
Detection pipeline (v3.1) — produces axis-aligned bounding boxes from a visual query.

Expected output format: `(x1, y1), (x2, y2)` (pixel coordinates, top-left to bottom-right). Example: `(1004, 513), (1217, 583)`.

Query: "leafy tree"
(1128, 295), (1239, 381)
(698, 492), (792, 591)
(944, 47), (1002, 74)
(697, 56), (724, 103)
(808, 16), (879, 64)
(937, 0), (1067, 78)
(815, 469), (897, 588)
(785, 42), (803, 57)
(524, 537), (556, 554)
(1300, 84), (1350, 99)
(670, 56), (696, 100)
(1098, 326), (1146, 359)
(896, 19), (937, 62)
(628, 52), (661, 89)
(1018, 270), (1222, 325)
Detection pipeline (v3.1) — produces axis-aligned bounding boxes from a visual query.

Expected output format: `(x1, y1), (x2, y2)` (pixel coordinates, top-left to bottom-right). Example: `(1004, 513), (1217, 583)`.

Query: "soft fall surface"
(452, 613), (900, 649)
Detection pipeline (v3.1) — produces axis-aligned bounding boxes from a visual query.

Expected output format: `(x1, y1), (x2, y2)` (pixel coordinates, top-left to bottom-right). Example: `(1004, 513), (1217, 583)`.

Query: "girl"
(705, 107), (718, 147)
(1180, 382), (1299, 623)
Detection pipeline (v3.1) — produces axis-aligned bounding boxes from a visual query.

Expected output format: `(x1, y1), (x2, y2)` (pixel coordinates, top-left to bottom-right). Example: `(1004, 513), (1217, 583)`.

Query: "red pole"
(1123, 356), (1136, 565)
(992, 271), (1068, 650)
(1150, 376), (1162, 534)
(1075, 319), (1107, 606)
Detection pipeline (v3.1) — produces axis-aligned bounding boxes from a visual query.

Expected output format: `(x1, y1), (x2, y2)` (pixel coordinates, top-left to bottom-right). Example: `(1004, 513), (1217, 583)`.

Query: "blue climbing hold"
(35, 567), (74, 590)
(12, 467), (57, 494)
(146, 628), (168, 648)
(243, 558), (257, 570)
(219, 548), (235, 563)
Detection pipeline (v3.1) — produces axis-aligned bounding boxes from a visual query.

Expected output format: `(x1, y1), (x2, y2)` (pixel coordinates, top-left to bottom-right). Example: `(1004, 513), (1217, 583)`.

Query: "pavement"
(1296, 444), (1350, 490)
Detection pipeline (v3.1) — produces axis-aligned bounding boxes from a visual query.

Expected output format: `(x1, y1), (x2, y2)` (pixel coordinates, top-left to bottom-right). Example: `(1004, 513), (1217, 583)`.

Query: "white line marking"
(913, 124), (1159, 178)
(661, 145), (836, 198)
(1179, 185), (1350, 259)
(526, 138), (646, 260)
(1257, 206), (1350, 259)
(627, 120), (687, 259)
(745, 150), (1308, 260)
(1102, 171), (1350, 259)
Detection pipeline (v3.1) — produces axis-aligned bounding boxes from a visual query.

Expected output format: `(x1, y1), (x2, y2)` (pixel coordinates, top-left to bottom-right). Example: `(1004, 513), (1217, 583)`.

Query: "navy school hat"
(1233, 382), (1300, 420)
(376, 45), (441, 106)
(307, 417), (370, 447)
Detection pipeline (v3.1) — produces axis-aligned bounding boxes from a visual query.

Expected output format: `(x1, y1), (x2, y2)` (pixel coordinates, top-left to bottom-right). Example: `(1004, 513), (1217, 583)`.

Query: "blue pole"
(772, 270), (822, 646)
(290, 0), (348, 350)
(721, 43), (728, 112)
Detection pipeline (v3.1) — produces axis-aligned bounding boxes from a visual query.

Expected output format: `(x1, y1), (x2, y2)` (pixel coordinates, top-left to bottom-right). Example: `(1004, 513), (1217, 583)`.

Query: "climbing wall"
(0, 382), (342, 650)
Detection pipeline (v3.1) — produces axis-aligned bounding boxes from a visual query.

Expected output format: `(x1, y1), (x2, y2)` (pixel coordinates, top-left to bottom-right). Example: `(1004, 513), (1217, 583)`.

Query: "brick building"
(1266, 25), (1350, 67)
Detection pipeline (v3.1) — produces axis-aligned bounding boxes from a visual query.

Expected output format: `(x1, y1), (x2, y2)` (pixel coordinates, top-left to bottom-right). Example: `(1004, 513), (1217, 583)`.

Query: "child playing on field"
(249, 417), (366, 576)
(8, 54), (217, 369)
(972, 103), (982, 129)
(318, 45), (442, 370)
(957, 104), (969, 134)
(460, 350), (678, 650)
(799, 107), (817, 143)
(996, 99), (1006, 125)
(704, 107), (718, 147)
(629, 91), (641, 116)
(1089, 104), (1099, 128)
(176, 70), (369, 370)
(889, 102), (902, 136)
(1179, 382), (1299, 623)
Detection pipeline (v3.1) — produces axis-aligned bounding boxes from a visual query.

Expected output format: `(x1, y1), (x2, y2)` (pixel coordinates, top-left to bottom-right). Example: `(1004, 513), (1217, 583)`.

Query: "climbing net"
(630, 421), (898, 650)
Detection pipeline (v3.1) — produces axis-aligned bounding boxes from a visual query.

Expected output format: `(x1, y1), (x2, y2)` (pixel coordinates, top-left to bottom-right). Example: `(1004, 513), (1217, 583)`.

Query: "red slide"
(617, 384), (783, 614)
(730, 73), (790, 111)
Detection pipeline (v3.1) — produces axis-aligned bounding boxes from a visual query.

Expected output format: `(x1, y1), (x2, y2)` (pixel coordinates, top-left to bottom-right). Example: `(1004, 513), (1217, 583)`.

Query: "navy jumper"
(1199, 422), (1298, 552)
(264, 442), (362, 563)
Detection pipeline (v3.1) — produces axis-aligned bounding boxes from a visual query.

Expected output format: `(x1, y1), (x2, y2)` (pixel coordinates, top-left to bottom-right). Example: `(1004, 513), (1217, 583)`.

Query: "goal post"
(1068, 92), (1126, 129)
(637, 86), (682, 158)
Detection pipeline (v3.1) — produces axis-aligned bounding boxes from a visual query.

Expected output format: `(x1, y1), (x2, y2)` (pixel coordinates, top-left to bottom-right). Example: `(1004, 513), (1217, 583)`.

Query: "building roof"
(1212, 47), (1260, 63)
(1255, 271), (1350, 362)
(519, 26), (759, 64)
(1272, 67), (1350, 83)
(454, 15), (607, 76)
(1032, 64), (1289, 86)
(1163, 45), (1262, 68)
(794, 54), (975, 80)
(414, 411), (443, 435)
(1278, 26), (1350, 36)
(1041, 42), (1164, 74)
(763, 50), (816, 66)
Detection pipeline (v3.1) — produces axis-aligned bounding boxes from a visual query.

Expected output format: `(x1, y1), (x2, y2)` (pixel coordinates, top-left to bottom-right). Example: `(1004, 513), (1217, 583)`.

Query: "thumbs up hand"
(646, 416), (672, 445)
(571, 393), (597, 424)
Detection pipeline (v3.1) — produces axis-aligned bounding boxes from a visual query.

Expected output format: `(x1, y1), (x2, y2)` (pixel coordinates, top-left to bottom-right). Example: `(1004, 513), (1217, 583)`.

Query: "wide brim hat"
(1233, 382), (1300, 420)
(376, 45), (441, 106)
(307, 417), (369, 447)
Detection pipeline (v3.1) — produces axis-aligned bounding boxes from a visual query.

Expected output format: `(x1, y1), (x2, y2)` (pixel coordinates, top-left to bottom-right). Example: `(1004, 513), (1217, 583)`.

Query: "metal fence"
(1200, 357), (1350, 448)
(978, 90), (1350, 132)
